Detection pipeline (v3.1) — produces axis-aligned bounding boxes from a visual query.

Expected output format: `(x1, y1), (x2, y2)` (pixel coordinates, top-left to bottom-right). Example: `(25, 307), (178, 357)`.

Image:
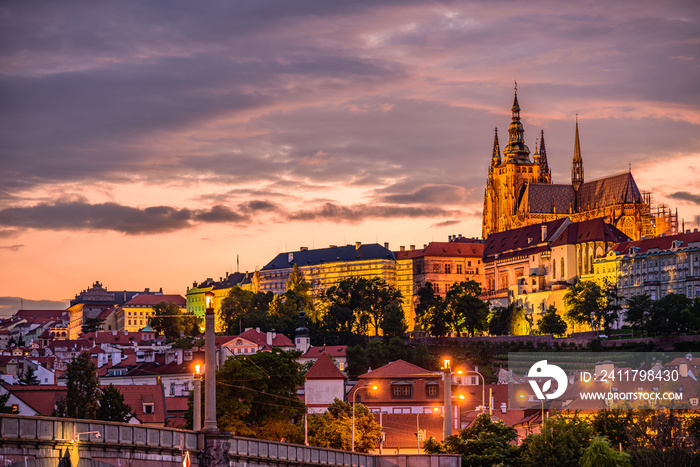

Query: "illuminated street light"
(352, 382), (378, 452)
(203, 291), (217, 432)
(193, 363), (202, 431)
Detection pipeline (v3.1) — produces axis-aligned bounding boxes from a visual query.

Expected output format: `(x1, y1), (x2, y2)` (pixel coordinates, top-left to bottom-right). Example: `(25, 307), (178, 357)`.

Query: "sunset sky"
(1, 1), (699, 315)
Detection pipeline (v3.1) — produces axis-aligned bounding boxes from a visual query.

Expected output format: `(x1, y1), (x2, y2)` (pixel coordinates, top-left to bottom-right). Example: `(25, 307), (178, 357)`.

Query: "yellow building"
(186, 272), (257, 331)
(117, 294), (186, 332)
(482, 86), (677, 241)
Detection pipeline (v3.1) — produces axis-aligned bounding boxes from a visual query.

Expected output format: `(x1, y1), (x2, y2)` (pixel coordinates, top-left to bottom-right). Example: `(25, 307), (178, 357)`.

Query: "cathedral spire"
(539, 129), (550, 183)
(572, 115), (584, 191)
(491, 127), (501, 166)
(503, 82), (530, 162)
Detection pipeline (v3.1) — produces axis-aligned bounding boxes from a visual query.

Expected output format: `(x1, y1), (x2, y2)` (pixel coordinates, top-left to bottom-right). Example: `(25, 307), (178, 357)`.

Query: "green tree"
(82, 317), (106, 334)
(150, 301), (186, 338)
(591, 409), (634, 449)
(519, 413), (594, 467)
(98, 384), (132, 422)
(0, 392), (14, 413)
(537, 305), (568, 336)
(650, 293), (691, 335)
(423, 413), (519, 466)
(580, 436), (631, 467)
(564, 280), (620, 334)
(317, 277), (370, 345)
(625, 294), (652, 336)
(445, 281), (490, 337)
(626, 409), (700, 465)
(55, 352), (101, 420)
(20, 366), (40, 385)
(218, 286), (273, 335)
(308, 398), (381, 453)
(415, 283), (449, 337)
(380, 301), (408, 339)
(489, 304), (531, 336)
(211, 348), (306, 440)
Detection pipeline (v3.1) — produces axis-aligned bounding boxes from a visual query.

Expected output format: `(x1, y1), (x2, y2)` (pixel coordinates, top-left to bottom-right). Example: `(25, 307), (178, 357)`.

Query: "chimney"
(400, 246), (405, 251)
(355, 241), (361, 250)
(410, 245), (415, 250)
(541, 225), (547, 242)
(266, 332), (272, 346)
(384, 242), (389, 249)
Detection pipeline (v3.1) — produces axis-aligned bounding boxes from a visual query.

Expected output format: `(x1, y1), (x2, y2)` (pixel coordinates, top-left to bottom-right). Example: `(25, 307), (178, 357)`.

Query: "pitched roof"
(611, 230), (700, 256)
(306, 353), (345, 380)
(301, 345), (347, 359)
(237, 329), (294, 349)
(15, 310), (69, 320)
(576, 172), (643, 210)
(522, 183), (575, 214)
(550, 218), (629, 247)
(124, 294), (186, 307)
(359, 359), (438, 379)
(262, 243), (395, 271)
(483, 218), (568, 259)
(107, 384), (166, 425)
(4, 385), (67, 416)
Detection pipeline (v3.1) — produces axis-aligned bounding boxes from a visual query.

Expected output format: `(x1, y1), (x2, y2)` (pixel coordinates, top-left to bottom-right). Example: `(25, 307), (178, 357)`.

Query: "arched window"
(553, 259), (556, 278)
(561, 258), (565, 279)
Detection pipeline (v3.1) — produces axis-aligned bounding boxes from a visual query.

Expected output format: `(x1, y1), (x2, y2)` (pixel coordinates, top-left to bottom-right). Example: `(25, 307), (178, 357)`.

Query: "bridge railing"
(227, 437), (375, 466)
(0, 414), (198, 454)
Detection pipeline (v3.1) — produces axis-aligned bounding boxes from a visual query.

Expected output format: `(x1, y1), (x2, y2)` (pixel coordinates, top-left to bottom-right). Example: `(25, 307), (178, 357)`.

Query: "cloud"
(0, 201), (252, 234)
(0, 245), (24, 252)
(430, 220), (461, 228)
(669, 191), (700, 205)
(382, 184), (469, 205)
(288, 202), (458, 223)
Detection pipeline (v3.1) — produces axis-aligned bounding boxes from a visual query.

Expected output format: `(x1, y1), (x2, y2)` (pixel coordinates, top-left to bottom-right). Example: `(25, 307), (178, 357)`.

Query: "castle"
(482, 86), (677, 241)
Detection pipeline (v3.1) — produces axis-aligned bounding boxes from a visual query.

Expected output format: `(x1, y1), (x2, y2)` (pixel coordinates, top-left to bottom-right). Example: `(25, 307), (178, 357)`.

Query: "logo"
(528, 360), (568, 400)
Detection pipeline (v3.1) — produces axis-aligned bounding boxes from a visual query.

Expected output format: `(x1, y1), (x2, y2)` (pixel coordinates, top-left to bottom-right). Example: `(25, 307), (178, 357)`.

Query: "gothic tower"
(572, 117), (584, 192)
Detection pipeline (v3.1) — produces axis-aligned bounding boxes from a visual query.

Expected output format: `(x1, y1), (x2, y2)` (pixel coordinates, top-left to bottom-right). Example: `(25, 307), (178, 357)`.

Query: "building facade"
(482, 87), (677, 241)
(185, 271), (256, 331)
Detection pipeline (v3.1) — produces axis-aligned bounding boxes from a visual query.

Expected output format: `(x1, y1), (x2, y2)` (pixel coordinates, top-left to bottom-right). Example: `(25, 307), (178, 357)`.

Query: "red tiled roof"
(4, 385), (67, 416)
(124, 294), (186, 307)
(359, 359), (437, 379)
(484, 218), (568, 258)
(611, 230), (700, 256)
(15, 310), (69, 320)
(550, 218), (629, 247)
(107, 384), (166, 425)
(306, 353), (345, 380)
(301, 345), (347, 358)
(237, 329), (294, 349)
(165, 396), (190, 412)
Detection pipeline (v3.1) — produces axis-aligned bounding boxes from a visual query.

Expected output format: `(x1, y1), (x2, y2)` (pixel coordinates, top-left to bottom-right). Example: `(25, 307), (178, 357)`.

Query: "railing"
(228, 438), (375, 466)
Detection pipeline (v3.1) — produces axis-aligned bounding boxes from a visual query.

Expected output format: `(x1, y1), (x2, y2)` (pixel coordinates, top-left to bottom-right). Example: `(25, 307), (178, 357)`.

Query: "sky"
(1, 0), (700, 315)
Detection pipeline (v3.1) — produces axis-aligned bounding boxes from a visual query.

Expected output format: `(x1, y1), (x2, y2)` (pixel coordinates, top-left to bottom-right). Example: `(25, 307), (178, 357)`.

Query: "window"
(456, 264), (463, 274)
(445, 264), (451, 274)
(433, 264), (440, 273)
(170, 383), (175, 396)
(426, 382), (439, 397)
(433, 283), (440, 294)
(143, 404), (154, 414)
(391, 383), (412, 398)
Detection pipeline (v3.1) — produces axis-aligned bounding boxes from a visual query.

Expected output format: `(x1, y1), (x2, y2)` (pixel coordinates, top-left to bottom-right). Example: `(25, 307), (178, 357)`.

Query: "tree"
(150, 301), (186, 338)
(591, 409), (634, 449)
(423, 413), (519, 466)
(20, 366), (40, 385)
(317, 277), (370, 345)
(0, 392), (14, 414)
(626, 409), (700, 466)
(308, 399), (381, 453)
(380, 301), (407, 339)
(625, 294), (653, 336)
(361, 277), (403, 337)
(444, 281), (490, 337)
(55, 352), (101, 420)
(98, 384), (132, 422)
(580, 436), (631, 467)
(519, 413), (594, 467)
(537, 305), (568, 336)
(564, 280), (620, 334)
(415, 283), (449, 337)
(345, 338), (436, 378)
(82, 317), (106, 334)
(489, 304), (530, 336)
(218, 286), (273, 335)
(210, 348), (306, 440)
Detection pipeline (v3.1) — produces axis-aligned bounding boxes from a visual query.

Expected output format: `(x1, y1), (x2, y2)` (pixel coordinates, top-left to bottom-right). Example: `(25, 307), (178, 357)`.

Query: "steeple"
(295, 309), (310, 353)
(502, 82), (530, 163)
(539, 129), (550, 183)
(491, 127), (501, 166)
(572, 116), (584, 191)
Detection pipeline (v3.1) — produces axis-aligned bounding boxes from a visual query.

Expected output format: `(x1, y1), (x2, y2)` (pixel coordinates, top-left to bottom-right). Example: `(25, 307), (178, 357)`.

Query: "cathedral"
(482, 86), (677, 241)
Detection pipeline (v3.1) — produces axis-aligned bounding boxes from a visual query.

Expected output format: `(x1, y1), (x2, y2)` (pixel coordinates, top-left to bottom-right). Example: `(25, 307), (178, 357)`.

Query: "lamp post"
(203, 291), (218, 432)
(351, 381), (377, 452)
(442, 358), (452, 439)
(193, 363), (202, 431)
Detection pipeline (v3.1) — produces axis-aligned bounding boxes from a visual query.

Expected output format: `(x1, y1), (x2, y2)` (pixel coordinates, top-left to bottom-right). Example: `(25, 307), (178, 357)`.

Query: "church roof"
(483, 218), (569, 259)
(522, 184), (574, 214)
(550, 218), (630, 247)
(576, 172), (642, 210)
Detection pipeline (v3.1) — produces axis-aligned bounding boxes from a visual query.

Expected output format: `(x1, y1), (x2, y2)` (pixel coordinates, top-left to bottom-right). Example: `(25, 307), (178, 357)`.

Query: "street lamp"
(351, 381), (378, 452)
(203, 291), (218, 432)
(460, 369), (486, 411)
(442, 358), (452, 439)
(193, 363), (202, 431)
